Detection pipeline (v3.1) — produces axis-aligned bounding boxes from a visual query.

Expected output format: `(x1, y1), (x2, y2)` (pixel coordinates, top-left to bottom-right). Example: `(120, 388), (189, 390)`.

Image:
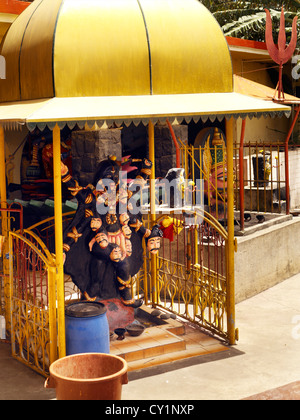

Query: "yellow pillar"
(149, 120), (156, 224)
(0, 124), (10, 332)
(148, 121), (157, 305)
(48, 264), (58, 364)
(225, 117), (236, 345)
(0, 124), (6, 206)
(52, 124), (66, 358)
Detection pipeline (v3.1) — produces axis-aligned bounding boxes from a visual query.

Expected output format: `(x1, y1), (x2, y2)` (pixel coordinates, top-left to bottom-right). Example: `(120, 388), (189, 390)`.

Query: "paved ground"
(1, 272), (300, 400)
(123, 272), (300, 400)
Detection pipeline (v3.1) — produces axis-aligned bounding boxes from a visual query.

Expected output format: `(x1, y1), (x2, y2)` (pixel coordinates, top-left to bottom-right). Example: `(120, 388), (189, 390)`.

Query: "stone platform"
(109, 305), (229, 372)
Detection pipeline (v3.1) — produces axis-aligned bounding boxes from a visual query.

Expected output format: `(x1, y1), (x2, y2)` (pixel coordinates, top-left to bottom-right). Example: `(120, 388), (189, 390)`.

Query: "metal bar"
(0, 125), (11, 333)
(166, 119), (180, 167)
(8, 232), (13, 351)
(262, 146), (267, 211)
(225, 117), (236, 345)
(52, 124), (66, 358)
(284, 105), (300, 214)
(0, 124), (6, 206)
(255, 144), (260, 212)
(48, 265), (58, 364)
(270, 144), (274, 213)
(248, 143), (253, 211)
(148, 120), (157, 305)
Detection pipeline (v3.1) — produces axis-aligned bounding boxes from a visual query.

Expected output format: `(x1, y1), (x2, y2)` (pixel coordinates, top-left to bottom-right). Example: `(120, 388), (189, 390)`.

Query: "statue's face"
(90, 218), (102, 231)
(119, 213), (130, 225)
(97, 232), (109, 248)
(147, 237), (161, 254)
(122, 224), (132, 239)
(125, 239), (132, 257)
(110, 246), (122, 262)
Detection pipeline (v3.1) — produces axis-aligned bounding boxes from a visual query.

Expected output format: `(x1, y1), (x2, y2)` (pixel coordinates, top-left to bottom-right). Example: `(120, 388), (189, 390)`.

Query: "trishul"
(265, 7), (298, 100)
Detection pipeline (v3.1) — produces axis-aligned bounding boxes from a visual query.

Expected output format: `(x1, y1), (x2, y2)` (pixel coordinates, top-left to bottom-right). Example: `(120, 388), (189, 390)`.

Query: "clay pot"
(45, 353), (128, 400)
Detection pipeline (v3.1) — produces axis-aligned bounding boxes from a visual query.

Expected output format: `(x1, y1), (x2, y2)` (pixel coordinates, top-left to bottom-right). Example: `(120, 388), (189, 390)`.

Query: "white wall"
(235, 217), (300, 303)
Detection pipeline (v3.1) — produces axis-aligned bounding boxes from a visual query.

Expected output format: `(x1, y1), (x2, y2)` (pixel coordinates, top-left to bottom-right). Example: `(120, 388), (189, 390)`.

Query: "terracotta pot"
(45, 353), (128, 400)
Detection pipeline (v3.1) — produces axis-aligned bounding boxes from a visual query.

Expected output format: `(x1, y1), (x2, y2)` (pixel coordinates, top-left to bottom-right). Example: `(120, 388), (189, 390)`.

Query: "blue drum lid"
(65, 301), (107, 318)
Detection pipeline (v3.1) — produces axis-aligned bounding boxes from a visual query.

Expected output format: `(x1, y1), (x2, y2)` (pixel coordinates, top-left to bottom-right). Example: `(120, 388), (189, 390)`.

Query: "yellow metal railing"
(152, 207), (230, 340)
(8, 229), (58, 376)
(141, 123), (236, 344)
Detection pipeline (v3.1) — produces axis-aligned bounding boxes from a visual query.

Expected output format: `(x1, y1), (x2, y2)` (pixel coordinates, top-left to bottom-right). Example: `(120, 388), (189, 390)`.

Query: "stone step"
(110, 326), (186, 363)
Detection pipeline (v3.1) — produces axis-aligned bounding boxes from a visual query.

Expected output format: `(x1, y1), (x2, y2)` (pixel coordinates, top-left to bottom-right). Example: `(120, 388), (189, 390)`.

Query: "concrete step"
(110, 326), (186, 363)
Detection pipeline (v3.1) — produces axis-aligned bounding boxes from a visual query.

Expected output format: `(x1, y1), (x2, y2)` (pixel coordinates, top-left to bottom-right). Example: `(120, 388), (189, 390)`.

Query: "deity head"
(125, 238), (132, 257)
(94, 228), (109, 248)
(119, 213), (130, 225)
(93, 156), (120, 187)
(109, 244), (123, 262)
(122, 224), (132, 239)
(90, 217), (102, 231)
(146, 224), (163, 254)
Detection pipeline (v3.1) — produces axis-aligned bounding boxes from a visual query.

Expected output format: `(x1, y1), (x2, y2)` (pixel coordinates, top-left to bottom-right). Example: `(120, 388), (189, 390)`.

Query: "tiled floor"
(110, 310), (229, 372)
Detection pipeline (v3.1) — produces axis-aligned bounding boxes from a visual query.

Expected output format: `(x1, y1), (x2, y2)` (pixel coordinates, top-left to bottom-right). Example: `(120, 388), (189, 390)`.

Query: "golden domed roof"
(0, 0), (233, 102)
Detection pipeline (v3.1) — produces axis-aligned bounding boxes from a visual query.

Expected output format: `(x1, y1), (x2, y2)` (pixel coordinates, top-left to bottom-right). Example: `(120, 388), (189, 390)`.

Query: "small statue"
(61, 156), (162, 308)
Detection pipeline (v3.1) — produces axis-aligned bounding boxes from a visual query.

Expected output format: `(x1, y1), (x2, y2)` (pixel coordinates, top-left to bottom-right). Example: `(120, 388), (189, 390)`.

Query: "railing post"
(53, 124), (66, 358)
(48, 266), (58, 364)
(0, 124), (6, 205)
(284, 105), (300, 215)
(0, 124), (10, 333)
(148, 120), (157, 305)
(239, 119), (246, 230)
(225, 117), (236, 345)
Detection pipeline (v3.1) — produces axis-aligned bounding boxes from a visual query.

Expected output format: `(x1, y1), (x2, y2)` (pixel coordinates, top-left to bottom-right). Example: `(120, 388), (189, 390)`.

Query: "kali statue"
(61, 156), (163, 308)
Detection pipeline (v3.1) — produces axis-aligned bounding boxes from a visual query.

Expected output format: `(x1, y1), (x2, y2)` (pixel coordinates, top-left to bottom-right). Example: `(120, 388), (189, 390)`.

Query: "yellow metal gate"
(8, 229), (57, 375)
(154, 210), (229, 341)
(134, 126), (237, 344)
(0, 205), (64, 376)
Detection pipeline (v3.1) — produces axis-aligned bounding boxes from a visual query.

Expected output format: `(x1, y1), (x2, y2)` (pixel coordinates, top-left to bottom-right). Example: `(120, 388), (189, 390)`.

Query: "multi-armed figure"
(61, 156), (162, 308)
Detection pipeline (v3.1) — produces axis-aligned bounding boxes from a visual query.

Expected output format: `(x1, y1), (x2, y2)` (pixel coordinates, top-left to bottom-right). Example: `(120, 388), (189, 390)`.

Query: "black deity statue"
(61, 155), (162, 308)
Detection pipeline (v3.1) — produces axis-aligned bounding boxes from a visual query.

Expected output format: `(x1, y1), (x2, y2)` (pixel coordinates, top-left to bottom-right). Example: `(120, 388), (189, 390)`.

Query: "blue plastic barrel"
(65, 301), (110, 355)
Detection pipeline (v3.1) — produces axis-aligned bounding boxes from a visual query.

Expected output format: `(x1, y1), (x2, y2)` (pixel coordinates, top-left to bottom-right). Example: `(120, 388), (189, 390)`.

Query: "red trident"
(265, 7), (298, 100)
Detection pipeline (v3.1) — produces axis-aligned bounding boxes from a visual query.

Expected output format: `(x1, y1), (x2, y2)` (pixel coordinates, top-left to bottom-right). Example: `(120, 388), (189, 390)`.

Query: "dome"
(0, 0), (233, 102)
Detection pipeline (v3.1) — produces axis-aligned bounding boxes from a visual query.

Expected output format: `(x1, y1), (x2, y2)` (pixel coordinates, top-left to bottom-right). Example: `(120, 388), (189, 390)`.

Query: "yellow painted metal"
(0, 125), (6, 205)
(19, 0), (62, 100)
(54, 0), (150, 97)
(132, 0), (232, 94)
(8, 232), (13, 333)
(25, 93), (291, 126)
(148, 121), (158, 305)
(153, 207), (229, 340)
(8, 229), (58, 375)
(0, 94), (291, 129)
(225, 117), (236, 345)
(0, 0), (233, 101)
(52, 124), (66, 358)
(27, 211), (76, 233)
(0, 124), (10, 331)
(149, 121), (155, 223)
(47, 265), (57, 365)
(135, 136), (236, 342)
(0, 0), (42, 102)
